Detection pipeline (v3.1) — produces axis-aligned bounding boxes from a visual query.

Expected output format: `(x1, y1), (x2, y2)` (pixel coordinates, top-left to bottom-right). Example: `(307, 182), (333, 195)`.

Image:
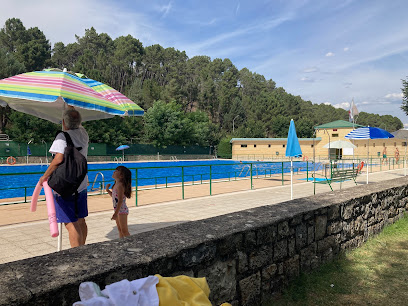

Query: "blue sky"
(2, 0), (408, 127)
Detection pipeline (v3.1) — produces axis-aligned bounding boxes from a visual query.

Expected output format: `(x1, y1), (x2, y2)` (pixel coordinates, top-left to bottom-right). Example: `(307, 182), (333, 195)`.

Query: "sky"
(2, 0), (408, 127)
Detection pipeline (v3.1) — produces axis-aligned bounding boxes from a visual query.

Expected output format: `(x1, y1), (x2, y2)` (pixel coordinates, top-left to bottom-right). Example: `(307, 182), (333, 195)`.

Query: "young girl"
(105, 166), (132, 238)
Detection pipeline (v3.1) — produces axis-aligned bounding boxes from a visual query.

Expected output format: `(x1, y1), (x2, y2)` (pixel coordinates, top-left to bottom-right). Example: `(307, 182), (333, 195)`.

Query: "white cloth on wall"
(73, 276), (159, 306)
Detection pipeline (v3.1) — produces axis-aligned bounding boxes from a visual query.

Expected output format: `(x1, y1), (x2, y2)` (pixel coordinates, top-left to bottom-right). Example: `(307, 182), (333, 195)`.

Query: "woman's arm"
(39, 153), (64, 185)
(105, 183), (112, 197)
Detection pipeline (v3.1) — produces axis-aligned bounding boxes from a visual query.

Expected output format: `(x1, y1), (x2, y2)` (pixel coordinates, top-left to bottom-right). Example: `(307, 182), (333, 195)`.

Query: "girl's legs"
(118, 214), (130, 237)
(115, 218), (123, 238)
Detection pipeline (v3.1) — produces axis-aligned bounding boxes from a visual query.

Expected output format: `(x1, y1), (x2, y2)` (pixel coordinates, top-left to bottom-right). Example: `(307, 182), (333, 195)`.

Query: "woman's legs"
(118, 214), (130, 238)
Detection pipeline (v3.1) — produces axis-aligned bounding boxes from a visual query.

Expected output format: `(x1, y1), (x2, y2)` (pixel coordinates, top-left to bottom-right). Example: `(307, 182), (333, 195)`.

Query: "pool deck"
(0, 168), (406, 265)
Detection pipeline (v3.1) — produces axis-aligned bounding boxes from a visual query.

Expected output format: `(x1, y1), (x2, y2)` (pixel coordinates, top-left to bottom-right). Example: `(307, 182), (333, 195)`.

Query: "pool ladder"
(170, 156), (178, 161)
(239, 165), (259, 177)
(90, 172), (105, 192)
(114, 157), (123, 163)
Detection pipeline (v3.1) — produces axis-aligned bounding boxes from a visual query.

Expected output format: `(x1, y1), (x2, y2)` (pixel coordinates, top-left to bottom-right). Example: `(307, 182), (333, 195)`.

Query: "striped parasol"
(77, 75), (142, 116)
(0, 70), (144, 124)
(345, 126), (394, 184)
(344, 127), (394, 140)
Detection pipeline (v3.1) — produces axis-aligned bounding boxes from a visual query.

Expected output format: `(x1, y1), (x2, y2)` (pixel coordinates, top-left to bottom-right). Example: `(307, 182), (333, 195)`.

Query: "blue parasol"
(115, 145), (130, 161)
(345, 126), (394, 184)
(285, 119), (302, 199)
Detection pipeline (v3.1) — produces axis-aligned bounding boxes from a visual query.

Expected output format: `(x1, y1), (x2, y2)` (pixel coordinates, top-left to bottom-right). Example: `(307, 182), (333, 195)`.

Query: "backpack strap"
(55, 130), (82, 151)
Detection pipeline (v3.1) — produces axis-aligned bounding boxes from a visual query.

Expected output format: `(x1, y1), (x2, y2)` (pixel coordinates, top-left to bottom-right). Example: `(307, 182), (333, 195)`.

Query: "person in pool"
(382, 146), (387, 165)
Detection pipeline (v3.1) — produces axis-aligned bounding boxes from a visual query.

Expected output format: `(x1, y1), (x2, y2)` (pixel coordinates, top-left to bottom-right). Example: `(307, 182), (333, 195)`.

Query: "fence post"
(306, 161), (309, 181)
(182, 166), (184, 199)
(250, 163), (253, 189)
(24, 187), (27, 203)
(281, 162), (284, 185)
(135, 168), (138, 207)
(210, 165), (212, 195)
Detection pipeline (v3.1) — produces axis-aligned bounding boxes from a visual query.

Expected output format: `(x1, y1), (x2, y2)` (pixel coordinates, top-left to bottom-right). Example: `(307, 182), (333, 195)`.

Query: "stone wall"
(1, 177), (408, 305)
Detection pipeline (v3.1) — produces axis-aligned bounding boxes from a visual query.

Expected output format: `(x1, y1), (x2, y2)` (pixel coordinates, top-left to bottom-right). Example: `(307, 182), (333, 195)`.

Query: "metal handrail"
(0, 160), (320, 206)
(90, 172), (105, 191)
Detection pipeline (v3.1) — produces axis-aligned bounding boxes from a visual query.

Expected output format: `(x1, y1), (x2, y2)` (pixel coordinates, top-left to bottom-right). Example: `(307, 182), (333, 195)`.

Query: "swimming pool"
(0, 160), (312, 200)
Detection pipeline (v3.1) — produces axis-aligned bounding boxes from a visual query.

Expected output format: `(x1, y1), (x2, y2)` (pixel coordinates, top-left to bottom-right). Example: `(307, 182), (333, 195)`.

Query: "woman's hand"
(111, 212), (118, 220)
(105, 183), (111, 192)
(39, 175), (47, 186)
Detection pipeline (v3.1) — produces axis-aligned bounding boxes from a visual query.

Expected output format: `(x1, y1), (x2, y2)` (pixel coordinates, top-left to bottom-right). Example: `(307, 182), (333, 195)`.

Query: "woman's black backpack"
(48, 131), (88, 198)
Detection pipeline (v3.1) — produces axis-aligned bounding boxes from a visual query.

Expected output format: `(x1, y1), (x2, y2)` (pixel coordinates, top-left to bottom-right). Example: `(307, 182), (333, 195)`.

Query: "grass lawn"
(267, 214), (408, 306)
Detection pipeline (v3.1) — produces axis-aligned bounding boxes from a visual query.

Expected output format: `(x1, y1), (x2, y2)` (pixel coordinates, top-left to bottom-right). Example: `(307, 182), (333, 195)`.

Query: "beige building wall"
(231, 126), (406, 160)
(231, 139), (318, 160)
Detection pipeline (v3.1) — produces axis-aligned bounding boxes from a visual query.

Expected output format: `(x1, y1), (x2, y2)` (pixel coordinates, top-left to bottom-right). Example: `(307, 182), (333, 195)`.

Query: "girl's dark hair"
(116, 166), (132, 198)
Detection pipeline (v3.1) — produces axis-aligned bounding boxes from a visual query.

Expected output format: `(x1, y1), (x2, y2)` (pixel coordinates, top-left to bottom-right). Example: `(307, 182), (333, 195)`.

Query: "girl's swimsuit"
(112, 187), (129, 215)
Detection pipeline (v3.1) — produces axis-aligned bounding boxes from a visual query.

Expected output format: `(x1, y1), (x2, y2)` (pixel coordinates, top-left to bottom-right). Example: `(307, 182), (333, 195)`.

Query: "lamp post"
(233, 115), (240, 133)
(27, 139), (33, 164)
(41, 140), (48, 164)
(323, 129), (331, 160)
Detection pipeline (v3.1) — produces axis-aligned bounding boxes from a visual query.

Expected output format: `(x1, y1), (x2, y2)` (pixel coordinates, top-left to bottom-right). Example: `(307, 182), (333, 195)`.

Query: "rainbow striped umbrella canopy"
(0, 70), (144, 124)
(77, 75), (142, 115)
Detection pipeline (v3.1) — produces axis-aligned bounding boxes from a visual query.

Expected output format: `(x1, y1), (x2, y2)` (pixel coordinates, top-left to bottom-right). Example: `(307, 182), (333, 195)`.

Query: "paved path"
(0, 169), (406, 265)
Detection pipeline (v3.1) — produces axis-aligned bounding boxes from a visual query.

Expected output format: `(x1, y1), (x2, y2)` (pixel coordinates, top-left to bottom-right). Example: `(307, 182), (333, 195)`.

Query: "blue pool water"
(0, 160), (311, 200)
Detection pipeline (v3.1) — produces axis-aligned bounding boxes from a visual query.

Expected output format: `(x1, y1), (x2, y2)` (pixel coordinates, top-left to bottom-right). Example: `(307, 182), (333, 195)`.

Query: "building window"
(332, 133), (339, 137)
(282, 144), (286, 148)
(268, 144), (271, 148)
(394, 142), (396, 146)
(356, 144), (358, 147)
(403, 142), (407, 147)
(254, 144), (257, 148)
(311, 144), (314, 148)
(373, 143), (375, 147)
(241, 144), (247, 148)
(333, 129), (338, 131)
(383, 143), (385, 147)
(364, 144), (367, 147)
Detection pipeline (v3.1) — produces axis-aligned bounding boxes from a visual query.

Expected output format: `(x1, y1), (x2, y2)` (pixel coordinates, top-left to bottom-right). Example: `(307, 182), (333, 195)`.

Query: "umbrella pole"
(58, 223), (62, 251)
(367, 139), (369, 184)
(405, 139), (407, 176)
(58, 110), (65, 251)
(123, 150), (124, 162)
(290, 158), (293, 200)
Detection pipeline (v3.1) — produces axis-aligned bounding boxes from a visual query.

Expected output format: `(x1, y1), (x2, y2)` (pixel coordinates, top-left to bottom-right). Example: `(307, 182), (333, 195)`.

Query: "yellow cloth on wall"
(155, 274), (211, 306)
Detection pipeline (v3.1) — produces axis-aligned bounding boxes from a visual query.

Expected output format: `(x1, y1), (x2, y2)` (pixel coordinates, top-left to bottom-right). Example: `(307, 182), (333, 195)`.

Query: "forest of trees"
(0, 18), (404, 147)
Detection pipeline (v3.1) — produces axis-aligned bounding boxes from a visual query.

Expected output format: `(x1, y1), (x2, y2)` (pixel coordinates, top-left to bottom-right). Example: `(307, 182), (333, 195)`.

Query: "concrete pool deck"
(0, 168), (406, 265)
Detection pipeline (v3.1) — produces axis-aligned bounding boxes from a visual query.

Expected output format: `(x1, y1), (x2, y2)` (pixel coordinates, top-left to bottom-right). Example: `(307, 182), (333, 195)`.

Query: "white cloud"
(0, 0), (166, 47)
(385, 93), (403, 100)
(300, 77), (315, 82)
(333, 102), (350, 109)
(404, 123), (408, 129)
(236, 2), (240, 15)
(325, 52), (335, 57)
(303, 67), (318, 73)
(344, 47), (349, 51)
(159, 2), (172, 18)
(324, 102), (331, 105)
